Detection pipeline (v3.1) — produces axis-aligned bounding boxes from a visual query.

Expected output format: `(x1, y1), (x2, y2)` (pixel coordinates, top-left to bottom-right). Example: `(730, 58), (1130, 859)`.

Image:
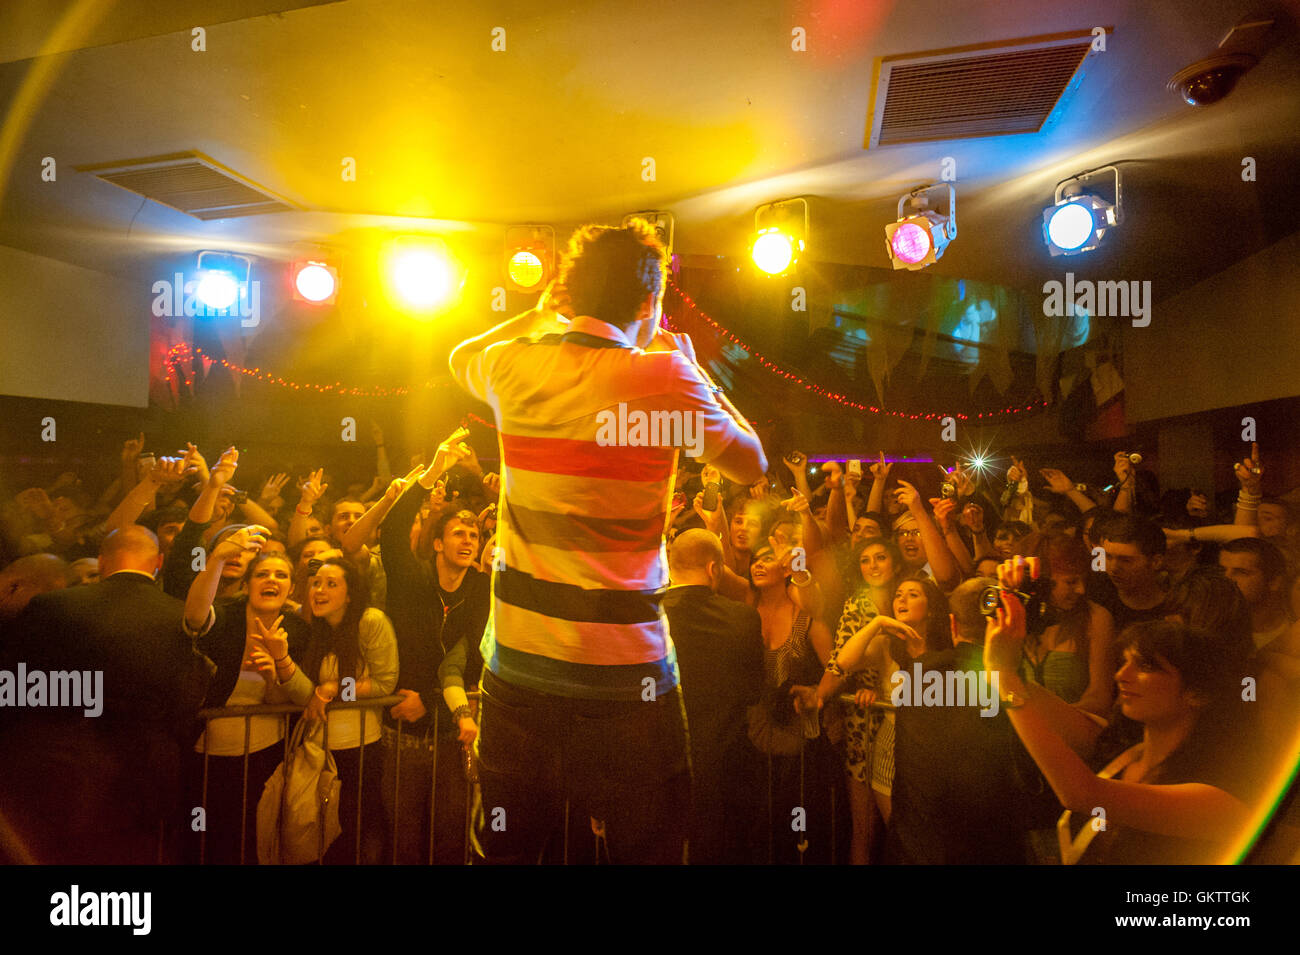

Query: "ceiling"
(1, 0), (1299, 301)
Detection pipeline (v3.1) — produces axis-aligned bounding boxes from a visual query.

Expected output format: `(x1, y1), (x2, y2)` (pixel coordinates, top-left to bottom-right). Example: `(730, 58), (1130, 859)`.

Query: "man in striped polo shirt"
(450, 219), (767, 863)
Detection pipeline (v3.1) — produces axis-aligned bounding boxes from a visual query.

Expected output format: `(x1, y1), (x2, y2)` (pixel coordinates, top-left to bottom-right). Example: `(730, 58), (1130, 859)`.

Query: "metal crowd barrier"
(193, 690), (891, 865)
(195, 691), (480, 865)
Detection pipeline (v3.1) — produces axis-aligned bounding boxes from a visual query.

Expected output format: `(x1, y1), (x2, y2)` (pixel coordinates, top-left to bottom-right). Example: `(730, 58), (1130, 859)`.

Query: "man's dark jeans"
(472, 669), (691, 864)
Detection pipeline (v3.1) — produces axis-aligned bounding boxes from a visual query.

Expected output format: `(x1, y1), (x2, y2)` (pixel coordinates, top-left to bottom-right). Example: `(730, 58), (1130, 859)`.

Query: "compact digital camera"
(979, 576), (1056, 636)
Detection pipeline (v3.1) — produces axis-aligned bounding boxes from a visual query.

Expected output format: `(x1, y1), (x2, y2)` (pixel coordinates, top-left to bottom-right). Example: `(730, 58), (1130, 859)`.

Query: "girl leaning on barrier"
(825, 535), (902, 865)
(800, 574), (950, 840)
(983, 555), (1263, 864)
(181, 523), (311, 864)
(280, 556), (398, 864)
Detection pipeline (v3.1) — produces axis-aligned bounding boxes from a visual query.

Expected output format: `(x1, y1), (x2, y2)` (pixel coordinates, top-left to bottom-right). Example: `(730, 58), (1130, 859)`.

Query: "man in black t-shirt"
(1094, 515), (1169, 633)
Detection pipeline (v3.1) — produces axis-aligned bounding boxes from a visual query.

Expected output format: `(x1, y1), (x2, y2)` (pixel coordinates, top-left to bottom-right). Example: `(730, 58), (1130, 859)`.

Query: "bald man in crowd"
(0, 525), (213, 864)
(0, 553), (68, 623)
(663, 529), (765, 864)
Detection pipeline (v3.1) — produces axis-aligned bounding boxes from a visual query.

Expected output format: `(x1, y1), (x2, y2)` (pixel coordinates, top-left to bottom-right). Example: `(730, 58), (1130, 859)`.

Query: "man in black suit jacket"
(663, 529), (765, 864)
(0, 525), (212, 864)
(885, 577), (1040, 864)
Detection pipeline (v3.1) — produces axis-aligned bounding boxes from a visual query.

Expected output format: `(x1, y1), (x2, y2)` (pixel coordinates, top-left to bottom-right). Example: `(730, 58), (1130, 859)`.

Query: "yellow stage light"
(387, 239), (463, 312)
(751, 228), (799, 275)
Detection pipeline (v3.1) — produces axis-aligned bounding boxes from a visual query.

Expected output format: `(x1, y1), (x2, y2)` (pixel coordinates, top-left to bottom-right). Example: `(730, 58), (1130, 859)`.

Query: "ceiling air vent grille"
(76, 151), (297, 220)
(867, 30), (1105, 147)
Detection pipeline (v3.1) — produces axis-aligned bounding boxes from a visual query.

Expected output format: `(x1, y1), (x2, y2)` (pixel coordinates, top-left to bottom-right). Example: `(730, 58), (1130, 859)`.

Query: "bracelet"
(825, 659), (846, 678)
(452, 704), (472, 723)
(789, 570), (813, 588)
(295, 506), (313, 515)
(314, 686), (335, 703)
(273, 654), (289, 664)
(1188, 527), (1197, 543)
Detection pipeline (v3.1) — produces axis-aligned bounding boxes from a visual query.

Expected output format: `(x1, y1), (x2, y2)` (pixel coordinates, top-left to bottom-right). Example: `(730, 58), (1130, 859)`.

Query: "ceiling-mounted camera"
(1168, 16), (1273, 107)
(1167, 53), (1257, 107)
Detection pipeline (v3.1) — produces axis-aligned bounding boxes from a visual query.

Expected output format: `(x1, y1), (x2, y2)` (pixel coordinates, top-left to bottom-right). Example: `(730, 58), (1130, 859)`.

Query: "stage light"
(1043, 166), (1121, 256)
(387, 238), (464, 312)
(292, 261), (338, 304)
(885, 184), (955, 270)
(196, 270), (239, 310)
(750, 198), (808, 277)
(503, 225), (555, 292)
(194, 250), (252, 312)
(752, 228), (799, 275)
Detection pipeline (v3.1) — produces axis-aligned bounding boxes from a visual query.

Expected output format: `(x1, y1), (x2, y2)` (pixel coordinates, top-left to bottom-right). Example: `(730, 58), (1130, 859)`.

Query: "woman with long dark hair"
(281, 557), (397, 864)
(803, 572), (949, 858)
(827, 536), (901, 864)
(984, 557), (1261, 864)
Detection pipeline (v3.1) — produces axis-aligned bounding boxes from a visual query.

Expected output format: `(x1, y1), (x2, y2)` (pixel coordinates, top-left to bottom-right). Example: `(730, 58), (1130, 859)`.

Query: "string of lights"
(162, 342), (451, 398)
(163, 284), (1050, 422)
(663, 278), (1049, 422)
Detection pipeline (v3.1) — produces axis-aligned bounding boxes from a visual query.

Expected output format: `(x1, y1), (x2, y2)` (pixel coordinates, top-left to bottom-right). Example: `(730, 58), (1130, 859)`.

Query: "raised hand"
(949, 461), (976, 497)
(147, 456), (190, 487)
(693, 490), (722, 532)
(429, 478), (447, 509)
(370, 421), (385, 447)
(1007, 456), (1028, 486)
(121, 432), (145, 467)
(1039, 468), (1075, 495)
(782, 451), (807, 476)
(259, 472), (291, 505)
(211, 524), (269, 563)
(1112, 451), (1134, 485)
(385, 465), (424, 504)
(251, 613), (288, 663)
(1234, 442), (1262, 496)
(538, 278), (574, 321)
(960, 501), (985, 534)
(821, 461), (844, 490)
(209, 447), (240, 489)
(1186, 492), (1210, 520)
(783, 489), (810, 514)
(298, 467), (327, 506)
(482, 471), (502, 496)
(931, 496), (958, 533)
(894, 479), (922, 513)
(180, 443), (210, 484)
(869, 452), (892, 482)
(426, 426), (473, 484)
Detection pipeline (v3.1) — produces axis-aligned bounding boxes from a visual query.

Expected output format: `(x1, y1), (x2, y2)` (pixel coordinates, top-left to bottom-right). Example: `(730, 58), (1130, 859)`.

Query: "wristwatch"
(452, 704), (472, 723)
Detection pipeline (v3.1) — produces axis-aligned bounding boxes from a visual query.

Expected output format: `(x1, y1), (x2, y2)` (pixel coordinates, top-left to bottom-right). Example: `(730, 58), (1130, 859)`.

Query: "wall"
(1124, 229), (1300, 424)
(0, 243), (147, 407)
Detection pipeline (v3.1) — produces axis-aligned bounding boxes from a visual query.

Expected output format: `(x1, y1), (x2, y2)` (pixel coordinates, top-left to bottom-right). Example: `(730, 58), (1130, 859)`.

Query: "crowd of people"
(1, 218), (1297, 866)
(1, 421), (1296, 864)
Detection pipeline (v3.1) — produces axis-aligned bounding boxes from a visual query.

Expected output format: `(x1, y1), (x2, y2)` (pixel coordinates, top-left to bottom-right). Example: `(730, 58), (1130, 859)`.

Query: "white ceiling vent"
(76, 151), (298, 220)
(866, 29), (1105, 148)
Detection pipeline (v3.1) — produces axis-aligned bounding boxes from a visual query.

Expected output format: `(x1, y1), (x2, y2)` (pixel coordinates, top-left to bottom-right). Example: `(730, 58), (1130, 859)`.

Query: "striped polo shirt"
(454, 315), (745, 701)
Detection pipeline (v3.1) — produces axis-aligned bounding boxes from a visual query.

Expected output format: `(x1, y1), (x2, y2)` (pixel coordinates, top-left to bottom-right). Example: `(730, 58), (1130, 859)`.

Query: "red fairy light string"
(163, 282), (1049, 422)
(663, 278), (1047, 422)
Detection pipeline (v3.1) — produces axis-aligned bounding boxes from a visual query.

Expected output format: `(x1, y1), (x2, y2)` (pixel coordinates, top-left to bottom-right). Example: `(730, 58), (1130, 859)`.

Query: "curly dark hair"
(557, 219), (669, 329)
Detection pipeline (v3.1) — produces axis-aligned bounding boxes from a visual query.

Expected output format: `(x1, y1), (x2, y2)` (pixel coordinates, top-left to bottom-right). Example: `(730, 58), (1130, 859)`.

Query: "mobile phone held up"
(848, 459), (861, 478)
